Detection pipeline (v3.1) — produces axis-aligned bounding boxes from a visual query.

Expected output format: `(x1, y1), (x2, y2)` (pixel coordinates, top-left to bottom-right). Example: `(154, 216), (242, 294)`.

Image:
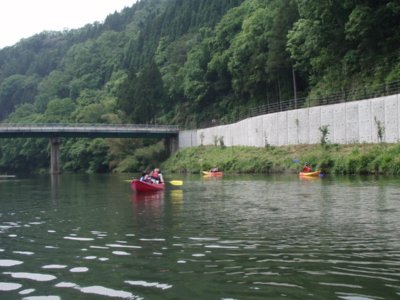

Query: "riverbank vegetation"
(162, 143), (400, 176)
(1, 0), (399, 173)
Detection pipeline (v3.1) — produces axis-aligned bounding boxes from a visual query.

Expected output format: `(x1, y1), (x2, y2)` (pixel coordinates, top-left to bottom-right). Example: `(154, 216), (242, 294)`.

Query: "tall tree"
(0, 75), (38, 120)
(132, 60), (165, 123)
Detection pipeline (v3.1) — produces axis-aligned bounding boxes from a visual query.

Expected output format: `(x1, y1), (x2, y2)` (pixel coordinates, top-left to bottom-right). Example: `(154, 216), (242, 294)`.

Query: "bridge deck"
(0, 123), (180, 138)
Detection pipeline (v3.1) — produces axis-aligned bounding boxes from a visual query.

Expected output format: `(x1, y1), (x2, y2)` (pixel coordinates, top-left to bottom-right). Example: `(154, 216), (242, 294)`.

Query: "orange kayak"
(202, 171), (224, 177)
(299, 170), (321, 177)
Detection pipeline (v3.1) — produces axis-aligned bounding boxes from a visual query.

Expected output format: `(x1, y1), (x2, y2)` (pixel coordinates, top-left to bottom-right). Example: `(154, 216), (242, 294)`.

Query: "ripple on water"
(89, 245), (109, 249)
(125, 280), (172, 290)
(42, 265), (67, 269)
(0, 259), (23, 267)
(63, 236), (94, 241)
(55, 280), (140, 299)
(22, 296), (61, 300)
(4, 272), (56, 282)
(106, 244), (141, 249)
(205, 244), (240, 249)
(253, 281), (304, 289)
(55, 282), (78, 288)
(79, 285), (140, 299)
(319, 282), (363, 289)
(112, 251), (130, 256)
(0, 282), (22, 291)
(192, 253), (206, 257)
(336, 293), (375, 300)
(19, 288), (35, 295)
(69, 267), (89, 273)
(13, 251), (35, 255)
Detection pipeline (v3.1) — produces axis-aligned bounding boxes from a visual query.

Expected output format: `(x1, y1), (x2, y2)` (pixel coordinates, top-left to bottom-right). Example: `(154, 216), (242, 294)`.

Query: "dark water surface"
(1, 174), (400, 299)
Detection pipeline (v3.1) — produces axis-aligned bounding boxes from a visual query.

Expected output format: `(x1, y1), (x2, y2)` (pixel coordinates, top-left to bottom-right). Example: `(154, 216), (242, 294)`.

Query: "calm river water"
(1, 174), (400, 300)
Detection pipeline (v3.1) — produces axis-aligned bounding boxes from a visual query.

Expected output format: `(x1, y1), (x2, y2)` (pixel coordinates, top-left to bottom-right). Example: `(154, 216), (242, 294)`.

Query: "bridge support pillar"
(50, 138), (61, 174)
(165, 136), (178, 155)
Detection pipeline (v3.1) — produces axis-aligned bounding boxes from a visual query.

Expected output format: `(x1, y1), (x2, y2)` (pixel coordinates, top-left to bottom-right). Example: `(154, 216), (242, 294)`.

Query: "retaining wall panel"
(263, 113), (278, 145)
(320, 105), (334, 144)
(278, 112), (288, 145)
(205, 127), (214, 145)
(358, 101), (372, 143)
(200, 126), (218, 146)
(370, 97), (385, 143)
(224, 124), (233, 146)
(231, 123), (240, 146)
(384, 95), (398, 142)
(297, 108), (309, 144)
(398, 95), (400, 142)
(178, 130), (197, 148)
(346, 102), (359, 143)
(287, 110), (299, 145)
(333, 104), (346, 143)
(309, 107), (321, 144)
(239, 120), (249, 145)
(248, 115), (264, 147)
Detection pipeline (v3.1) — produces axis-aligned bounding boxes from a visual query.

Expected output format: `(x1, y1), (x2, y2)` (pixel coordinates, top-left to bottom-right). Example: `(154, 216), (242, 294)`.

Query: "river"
(1, 174), (400, 299)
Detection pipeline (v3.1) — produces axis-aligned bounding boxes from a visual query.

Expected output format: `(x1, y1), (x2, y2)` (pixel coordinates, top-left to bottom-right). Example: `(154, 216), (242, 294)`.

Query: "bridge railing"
(0, 123), (180, 131)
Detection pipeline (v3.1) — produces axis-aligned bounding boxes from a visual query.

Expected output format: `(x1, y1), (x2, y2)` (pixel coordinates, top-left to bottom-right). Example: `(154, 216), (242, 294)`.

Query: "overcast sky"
(0, 0), (136, 49)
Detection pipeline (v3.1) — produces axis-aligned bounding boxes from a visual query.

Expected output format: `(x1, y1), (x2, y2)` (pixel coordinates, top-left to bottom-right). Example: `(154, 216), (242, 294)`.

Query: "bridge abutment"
(165, 136), (178, 155)
(50, 138), (61, 174)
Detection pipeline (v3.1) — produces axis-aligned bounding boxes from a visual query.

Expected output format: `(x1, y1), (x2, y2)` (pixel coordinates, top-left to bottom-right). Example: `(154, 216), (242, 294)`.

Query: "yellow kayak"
(202, 171), (224, 177)
(299, 170), (321, 177)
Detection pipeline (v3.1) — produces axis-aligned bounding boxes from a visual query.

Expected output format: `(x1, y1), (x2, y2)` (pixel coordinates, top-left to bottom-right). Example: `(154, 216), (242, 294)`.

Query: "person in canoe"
(302, 162), (312, 173)
(149, 168), (164, 184)
(139, 171), (151, 182)
(210, 167), (219, 173)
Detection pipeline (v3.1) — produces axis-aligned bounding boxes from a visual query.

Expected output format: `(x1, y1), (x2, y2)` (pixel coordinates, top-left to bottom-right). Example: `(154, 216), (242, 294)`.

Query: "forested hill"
(0, 0), (399, 174)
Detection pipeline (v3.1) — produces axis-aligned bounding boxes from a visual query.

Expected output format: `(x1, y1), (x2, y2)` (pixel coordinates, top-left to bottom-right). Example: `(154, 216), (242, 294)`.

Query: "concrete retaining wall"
(178, 94), (400, 149)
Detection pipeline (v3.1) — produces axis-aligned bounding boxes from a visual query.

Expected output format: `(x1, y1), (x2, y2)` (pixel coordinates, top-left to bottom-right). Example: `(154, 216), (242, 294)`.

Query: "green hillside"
(0, 0), (399, 174)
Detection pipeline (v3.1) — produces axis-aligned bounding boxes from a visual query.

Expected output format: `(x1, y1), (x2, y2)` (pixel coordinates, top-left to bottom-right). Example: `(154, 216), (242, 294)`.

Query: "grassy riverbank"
(162, 143), (400, 175)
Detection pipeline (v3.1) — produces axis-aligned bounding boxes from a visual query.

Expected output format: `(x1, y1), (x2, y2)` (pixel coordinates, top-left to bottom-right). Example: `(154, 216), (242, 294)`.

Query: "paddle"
(124, 179), (183, 186)
(169, 180), (183, 186)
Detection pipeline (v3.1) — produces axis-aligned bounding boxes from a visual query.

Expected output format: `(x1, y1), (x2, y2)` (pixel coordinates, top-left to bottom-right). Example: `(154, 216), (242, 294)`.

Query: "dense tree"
(267, 0), (300, 100)
(0, 0), (399, 173)
(0, 75), (38, 120)
(42, 98), (76, 123)
(132, 60), (166, 123)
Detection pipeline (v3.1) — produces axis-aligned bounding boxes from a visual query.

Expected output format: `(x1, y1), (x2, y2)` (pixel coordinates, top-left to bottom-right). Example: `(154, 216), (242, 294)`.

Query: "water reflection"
(202, 175), (223, 181)
(131, 191), (164, 202)
(131, 191), (164, 223)
(170, 190), (183, 204)
(298, 175), (321, 181)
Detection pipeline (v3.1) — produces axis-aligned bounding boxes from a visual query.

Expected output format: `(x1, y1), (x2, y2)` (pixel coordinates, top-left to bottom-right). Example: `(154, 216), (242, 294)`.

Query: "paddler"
(302, 162), (312, 173)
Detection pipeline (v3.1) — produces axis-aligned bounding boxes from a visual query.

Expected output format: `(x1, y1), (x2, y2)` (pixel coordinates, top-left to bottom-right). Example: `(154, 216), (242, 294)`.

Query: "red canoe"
(131, 179), (165, 193)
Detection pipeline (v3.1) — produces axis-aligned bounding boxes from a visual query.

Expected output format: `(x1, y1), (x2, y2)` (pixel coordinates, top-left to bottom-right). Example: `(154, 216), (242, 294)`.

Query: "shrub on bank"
(162, 143), (400, 176)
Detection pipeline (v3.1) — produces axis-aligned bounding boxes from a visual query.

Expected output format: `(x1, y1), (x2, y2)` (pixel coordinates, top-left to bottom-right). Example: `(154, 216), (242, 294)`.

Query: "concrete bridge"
(0, 123), (180, 174)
